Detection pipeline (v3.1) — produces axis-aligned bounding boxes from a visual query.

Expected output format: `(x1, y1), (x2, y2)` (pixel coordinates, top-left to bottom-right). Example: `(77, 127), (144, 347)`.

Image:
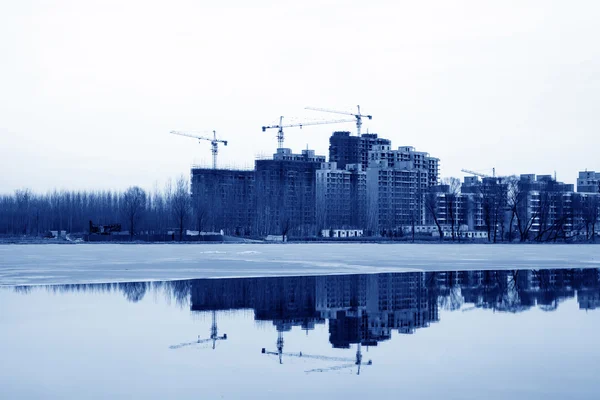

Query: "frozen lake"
(1, 268), (599, 399)
(1, 243), (599, 286)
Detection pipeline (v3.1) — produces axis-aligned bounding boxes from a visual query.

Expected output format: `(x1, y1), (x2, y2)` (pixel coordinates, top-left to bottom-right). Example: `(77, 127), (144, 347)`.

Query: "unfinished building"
(254, 148), (325, 237)
(366, 145), (440, 232)
(329, 131), (391, 170)
(191, 168), (255, 235)
(316, 162), (367, 231)
(368, 145), (440, 187)
(577, 171), (600, 193)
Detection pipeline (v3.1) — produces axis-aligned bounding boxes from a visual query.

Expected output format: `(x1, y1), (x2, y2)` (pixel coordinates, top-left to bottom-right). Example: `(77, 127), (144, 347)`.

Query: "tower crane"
(305, 105), (372, 136)
(170, 130), (228, 169)
(262, 116), (355, 149)
(461, 168), (496, 178)
(169, 311), (227, 350)
(261, 341), (372, 375)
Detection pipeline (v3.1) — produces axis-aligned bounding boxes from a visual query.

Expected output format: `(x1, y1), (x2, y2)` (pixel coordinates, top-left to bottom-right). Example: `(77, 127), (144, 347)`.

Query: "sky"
(1, 0), (599, 193)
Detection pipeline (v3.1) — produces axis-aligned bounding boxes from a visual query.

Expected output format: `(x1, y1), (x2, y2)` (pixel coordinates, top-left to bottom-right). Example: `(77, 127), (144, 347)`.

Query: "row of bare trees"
(0, 176), (195, 240)
(3, 172), (598, 242)
(504, 176), (599, 243)
(424, 175), (600, 243)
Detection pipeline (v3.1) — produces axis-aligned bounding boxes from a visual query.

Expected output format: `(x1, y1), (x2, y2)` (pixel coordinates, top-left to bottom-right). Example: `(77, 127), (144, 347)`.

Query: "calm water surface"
(1, 268), (599, 399)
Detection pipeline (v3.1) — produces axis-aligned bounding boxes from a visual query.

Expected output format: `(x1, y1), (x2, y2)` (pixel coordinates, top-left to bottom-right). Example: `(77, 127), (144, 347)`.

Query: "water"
(1, 268), (599, 399)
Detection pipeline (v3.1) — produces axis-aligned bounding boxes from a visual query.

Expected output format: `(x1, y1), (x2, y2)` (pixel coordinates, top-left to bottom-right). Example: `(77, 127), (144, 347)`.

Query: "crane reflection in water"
(21, 267), (600, 376)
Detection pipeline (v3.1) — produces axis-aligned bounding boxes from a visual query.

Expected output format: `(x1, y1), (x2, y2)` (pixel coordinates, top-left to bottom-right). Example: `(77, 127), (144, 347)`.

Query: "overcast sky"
(1, 0), (599, 193)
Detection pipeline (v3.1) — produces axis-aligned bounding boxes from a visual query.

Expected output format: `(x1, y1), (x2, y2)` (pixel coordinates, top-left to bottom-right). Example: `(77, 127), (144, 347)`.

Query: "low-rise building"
(320, 229), (364, 238)
(577, 171), (600, 193)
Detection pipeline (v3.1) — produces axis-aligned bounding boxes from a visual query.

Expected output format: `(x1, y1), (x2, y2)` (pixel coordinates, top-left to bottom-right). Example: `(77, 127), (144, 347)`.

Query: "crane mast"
(305, 105), (372, 136)
(170, 130), (228, 169)
(262, 116), (355, 149)
(169, 311), (227, 350)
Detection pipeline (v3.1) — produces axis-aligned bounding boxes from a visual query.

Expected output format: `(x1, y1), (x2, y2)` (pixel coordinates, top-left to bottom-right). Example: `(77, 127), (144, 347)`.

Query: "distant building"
(185, 269), (597, 350)
(571, 191), (600, 239)
(316, 162), (367, 230)
(517, 174), (574, 239)
(191, 168), (255, 235)
(329, 131), (391, 170)
(458, 176), (507, 232)
(366, 145), (440, 232)
(577, 171), (600, 193)
(368, 145), (439, 187)
(578, 289), (600, 310)
(254, 148), (325, 237)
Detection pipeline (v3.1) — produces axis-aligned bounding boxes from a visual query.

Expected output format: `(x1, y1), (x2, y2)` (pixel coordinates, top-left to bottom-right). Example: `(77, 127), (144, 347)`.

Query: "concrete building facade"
(366, 145), (440, 232)
(316, 162), (367, 230)
(577, 171), (600, 193)
(254, 148), (325, 237)
(516, 174), (574, 240)
(191, 168), (255, 235)
(368, 145), (440, 187)
(328, 131), (392, 171)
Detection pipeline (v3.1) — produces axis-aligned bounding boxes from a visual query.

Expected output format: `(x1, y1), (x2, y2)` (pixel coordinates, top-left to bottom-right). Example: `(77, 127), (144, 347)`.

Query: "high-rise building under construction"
(366, 144), (440, 232)
(191, 168), (255, 235)
(316, 162), (367, 230)
(254, 148), (326, 237)
(328, 131), (391, 171)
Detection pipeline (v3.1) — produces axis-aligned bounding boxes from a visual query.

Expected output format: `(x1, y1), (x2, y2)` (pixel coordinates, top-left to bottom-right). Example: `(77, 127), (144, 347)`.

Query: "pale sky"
(1, 0), (599, 193)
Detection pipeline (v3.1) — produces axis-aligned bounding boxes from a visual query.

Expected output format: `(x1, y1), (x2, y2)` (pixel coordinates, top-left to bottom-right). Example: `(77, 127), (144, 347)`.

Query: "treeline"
(2, 174), (599, 243)
(0, 176), (194, 240)
(425, 175), (600, 243)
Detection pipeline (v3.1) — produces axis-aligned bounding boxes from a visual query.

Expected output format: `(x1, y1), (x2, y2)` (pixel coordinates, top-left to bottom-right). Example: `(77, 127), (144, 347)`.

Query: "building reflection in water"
(186, 268), (600, 349)
(18, 268), (600, 366)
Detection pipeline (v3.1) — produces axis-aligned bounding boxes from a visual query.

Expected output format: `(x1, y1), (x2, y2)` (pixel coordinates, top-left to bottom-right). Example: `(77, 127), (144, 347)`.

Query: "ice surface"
(0, 243), (598, 285)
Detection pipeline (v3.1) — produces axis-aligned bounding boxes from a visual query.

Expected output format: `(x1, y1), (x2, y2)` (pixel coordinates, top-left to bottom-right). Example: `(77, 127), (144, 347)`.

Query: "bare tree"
(425, 189), (444, 241)
(442, 178), (460, 241)
(506, 177), (537, 242)
(409, 205), (418, 243)
(480, 178), (507, 243)
(505, 176), (519, 242)
(14, 189), (32, 235)
(585, 195), (599, 242)
(574, 193), (600, 242)
(280, 214), (292, 242)
(121, 186), (146, 239)
(193, 195), (208, 233)
(171, 176), (192, 241)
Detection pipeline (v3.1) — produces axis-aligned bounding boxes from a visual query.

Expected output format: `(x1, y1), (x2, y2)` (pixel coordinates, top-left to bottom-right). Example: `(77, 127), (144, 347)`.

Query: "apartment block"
(254, 148), (325, 237)
(517, 174), (575, 239)
(368, 145), (439, 187)
(577, 171), (600, 193)
(366, 145), (439, 232)
(316, 162), (367, 230)
(191, 168), (255, 235)
(329, 131), (392, 170)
